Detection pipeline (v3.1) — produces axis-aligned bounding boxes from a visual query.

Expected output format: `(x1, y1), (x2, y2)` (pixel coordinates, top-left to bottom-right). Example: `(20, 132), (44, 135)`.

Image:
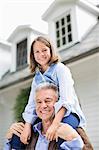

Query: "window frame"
(16, 38), (28, 70)
(55, 11), (73, 50)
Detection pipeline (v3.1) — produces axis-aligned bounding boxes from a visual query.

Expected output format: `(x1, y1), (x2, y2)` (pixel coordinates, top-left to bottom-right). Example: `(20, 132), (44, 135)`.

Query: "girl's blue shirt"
(22, 62), (86, 129)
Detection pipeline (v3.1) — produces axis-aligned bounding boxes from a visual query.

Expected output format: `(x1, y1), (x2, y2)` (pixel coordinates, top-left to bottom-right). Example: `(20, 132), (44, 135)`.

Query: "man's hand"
(56, 123), (79, 141)
(6, 122), (24, 140)
(20, 122), (31, 144)
(46, 122), (60, 141)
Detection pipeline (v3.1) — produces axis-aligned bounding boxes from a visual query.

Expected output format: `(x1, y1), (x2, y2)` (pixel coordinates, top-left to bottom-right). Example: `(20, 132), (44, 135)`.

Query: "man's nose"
(41, 101), (47, 108)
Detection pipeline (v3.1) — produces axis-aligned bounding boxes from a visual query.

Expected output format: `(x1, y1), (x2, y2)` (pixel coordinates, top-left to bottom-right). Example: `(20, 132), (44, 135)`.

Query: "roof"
(8, 24), (44, 42)
(59, 21), (99, 63)
(42, 0), (99, 21)
(0, 66), (33, 89)
(0, 38), (11, 48)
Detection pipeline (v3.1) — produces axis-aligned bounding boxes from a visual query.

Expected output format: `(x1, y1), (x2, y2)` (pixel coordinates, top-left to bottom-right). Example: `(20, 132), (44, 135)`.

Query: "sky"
(0, 0), (99, 40)
(0, 0), (54, 40)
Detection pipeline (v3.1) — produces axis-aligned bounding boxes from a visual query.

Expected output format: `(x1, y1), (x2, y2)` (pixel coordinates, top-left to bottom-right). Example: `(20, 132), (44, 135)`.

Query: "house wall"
(0, 78), (32, 148)
(76, 4), (98, 41)
(10, 28), (31, 73)
(68, 53), (99, 150)
(0, 44), (11, 79)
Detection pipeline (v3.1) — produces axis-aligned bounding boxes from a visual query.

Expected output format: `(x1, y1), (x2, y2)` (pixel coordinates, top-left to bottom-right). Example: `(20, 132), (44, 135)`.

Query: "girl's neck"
(40, 64), (49, 73)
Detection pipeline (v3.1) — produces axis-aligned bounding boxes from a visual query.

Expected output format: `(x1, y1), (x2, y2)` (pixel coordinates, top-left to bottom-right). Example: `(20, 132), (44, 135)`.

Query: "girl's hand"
(46, 122), (59, 141)
(6, 122), (24, 140)
(20, 122), (31, 144)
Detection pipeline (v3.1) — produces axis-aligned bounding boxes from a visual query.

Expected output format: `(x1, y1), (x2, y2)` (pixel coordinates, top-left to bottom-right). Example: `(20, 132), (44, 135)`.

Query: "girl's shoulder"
(55, 62), (70, 72)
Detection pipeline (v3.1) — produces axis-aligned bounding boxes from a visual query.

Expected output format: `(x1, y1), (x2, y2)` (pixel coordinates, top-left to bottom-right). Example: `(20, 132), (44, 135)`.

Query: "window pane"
(62, 37), (66, 45)
(56, 30), (60, 38)
(62, 27), (65, 35)
(56, 21), (59, 29)
(68, 34), (72, 42)
(16, 38), (27, 69)
(61, 18), (65, 26)
(57, 39), (60, 47)
(55, 13), (72, 48)
(67, 14), (71, 22)
(67, 24), (71, 32)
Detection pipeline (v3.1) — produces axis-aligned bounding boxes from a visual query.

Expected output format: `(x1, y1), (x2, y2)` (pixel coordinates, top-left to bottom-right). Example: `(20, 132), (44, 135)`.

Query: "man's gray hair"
(35, 82), (59, 98)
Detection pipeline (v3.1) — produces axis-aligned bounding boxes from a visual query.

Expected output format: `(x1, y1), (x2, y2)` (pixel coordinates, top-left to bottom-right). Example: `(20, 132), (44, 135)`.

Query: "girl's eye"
(35, 51), (39, 53)
(34, 50), (39, 53)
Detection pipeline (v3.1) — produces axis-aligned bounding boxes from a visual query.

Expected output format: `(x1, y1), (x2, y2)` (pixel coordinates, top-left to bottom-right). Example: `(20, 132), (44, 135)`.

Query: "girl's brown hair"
(29, 36), (60, 73)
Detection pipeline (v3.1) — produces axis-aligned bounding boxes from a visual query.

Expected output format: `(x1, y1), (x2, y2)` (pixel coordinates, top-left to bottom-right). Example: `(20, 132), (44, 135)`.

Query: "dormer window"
(16, 38), (27, 70)
(55, 13), (72, 48)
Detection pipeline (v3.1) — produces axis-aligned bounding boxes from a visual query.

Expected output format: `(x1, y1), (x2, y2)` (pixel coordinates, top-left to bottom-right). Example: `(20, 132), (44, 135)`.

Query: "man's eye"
(45, 100), (51, 103)
(37, 101), (41, 104)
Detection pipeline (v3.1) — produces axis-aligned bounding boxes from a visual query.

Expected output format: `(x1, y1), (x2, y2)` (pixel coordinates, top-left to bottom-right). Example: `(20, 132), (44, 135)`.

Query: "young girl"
(21, 36), (86, 144)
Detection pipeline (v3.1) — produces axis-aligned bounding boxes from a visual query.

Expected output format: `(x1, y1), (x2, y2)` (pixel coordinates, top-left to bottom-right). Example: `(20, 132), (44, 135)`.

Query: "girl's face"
(33, 41), (51, 69)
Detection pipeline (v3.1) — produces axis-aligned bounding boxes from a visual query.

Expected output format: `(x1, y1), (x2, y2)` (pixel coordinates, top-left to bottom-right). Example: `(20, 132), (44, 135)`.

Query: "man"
(4, 82), (84, 149)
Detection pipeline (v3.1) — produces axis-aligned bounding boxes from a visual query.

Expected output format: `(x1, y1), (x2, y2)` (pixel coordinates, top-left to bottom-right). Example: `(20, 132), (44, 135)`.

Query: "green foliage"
(14, 87), (31, 122)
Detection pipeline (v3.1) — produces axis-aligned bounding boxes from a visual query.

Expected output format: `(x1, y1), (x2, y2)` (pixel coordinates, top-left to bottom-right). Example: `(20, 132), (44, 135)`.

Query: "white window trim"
(54, 10), (73, 51)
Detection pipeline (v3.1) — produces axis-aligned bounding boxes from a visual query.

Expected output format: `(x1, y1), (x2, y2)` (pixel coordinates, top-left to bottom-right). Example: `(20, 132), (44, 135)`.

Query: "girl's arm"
(54, 63), (75, 116)
(21, 78), (37, 144)
(52, 107), (66, 125)
(46, 63), (74, 141)
(46, 107), (66, 141)
(20, 122), (31, 144)
(55, 63), (86, 129)
(22, 78), (37, 124)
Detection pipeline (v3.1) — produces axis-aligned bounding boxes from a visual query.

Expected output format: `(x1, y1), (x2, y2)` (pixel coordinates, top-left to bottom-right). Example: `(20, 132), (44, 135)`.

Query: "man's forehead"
(36, 88), (57, 100)
(36, 88), (55, 95)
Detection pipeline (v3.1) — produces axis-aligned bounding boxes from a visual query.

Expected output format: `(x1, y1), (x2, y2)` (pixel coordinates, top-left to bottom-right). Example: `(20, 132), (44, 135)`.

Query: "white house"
(0, 0), (99, 149)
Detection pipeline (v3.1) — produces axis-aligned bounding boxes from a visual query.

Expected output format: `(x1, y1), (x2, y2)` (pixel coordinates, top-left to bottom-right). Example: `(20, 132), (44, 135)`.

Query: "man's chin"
(41, 115), (49, 120)
(42, 118), (51, 122)
(40, 115), (51, 121)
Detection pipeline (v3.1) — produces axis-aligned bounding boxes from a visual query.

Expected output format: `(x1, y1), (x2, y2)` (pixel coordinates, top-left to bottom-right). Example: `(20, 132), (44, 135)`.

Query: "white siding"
(76, 5), (98, 41)
(68, 53), (99, 150)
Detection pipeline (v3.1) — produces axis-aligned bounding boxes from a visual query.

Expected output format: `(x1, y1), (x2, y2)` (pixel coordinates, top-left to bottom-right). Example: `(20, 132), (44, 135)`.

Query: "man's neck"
(42, 120), (52, 135)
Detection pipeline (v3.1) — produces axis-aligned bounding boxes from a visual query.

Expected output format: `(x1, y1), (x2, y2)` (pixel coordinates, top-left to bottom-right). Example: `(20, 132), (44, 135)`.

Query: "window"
(16, 38), (27, 70)
(55, 13), (72, 48)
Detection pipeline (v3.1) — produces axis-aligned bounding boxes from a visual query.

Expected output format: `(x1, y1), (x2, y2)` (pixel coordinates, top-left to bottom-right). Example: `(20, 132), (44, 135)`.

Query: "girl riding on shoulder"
(20, 36), (86, 144)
